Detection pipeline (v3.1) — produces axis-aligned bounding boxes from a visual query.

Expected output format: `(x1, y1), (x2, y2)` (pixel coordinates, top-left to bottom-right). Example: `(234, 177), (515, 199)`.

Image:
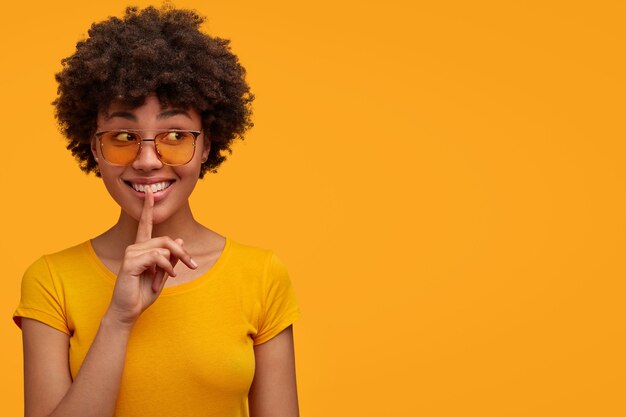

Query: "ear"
(201, 138), (211, 163)
(91, 137), (100, 164)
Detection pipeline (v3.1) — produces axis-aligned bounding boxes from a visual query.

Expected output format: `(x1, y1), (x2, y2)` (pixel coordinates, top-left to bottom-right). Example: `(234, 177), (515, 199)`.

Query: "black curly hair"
(54, 5), (254, 178)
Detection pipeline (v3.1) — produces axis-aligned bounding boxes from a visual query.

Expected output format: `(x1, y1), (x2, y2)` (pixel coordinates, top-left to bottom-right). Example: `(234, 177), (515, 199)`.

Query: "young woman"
(13, 6), (301, 417)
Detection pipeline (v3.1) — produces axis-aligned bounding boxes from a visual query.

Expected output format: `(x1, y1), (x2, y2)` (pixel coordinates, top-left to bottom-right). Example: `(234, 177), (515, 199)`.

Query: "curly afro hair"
(54, 5), (254, 178)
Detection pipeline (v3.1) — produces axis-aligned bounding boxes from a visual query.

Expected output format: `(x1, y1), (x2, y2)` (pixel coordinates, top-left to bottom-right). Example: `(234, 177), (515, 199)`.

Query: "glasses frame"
(94, 129), (202, 167)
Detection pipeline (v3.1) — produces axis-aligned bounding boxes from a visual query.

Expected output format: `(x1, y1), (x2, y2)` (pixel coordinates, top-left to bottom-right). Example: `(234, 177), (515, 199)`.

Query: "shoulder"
(31, 241), (92, 270)
(15, 242), (92, 334)
(223, 238), (291, 286)
(227, 238), (272, 258)
(226, 238), (293, 287)
(20, 241), (98, 292)
(225, 238), (276, 271)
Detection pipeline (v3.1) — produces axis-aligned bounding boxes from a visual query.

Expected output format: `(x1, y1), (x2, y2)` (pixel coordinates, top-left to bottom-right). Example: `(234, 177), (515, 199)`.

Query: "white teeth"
(131, 181), (172, 193)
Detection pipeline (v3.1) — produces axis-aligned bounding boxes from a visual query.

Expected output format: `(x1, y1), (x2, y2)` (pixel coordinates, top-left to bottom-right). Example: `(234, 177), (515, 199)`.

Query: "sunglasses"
(95, 129), (202, 166)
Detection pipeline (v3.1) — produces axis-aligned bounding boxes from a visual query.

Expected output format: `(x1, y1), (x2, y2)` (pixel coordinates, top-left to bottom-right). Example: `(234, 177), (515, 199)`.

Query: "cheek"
(176, 168), (201, 187)
(101, 178), (122, 201)
(174, 159), (203, 181)
(99, 168), (126, 197)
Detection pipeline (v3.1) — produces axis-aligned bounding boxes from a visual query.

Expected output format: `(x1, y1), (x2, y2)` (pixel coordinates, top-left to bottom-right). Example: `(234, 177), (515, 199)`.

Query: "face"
(92, 95), (209, 225)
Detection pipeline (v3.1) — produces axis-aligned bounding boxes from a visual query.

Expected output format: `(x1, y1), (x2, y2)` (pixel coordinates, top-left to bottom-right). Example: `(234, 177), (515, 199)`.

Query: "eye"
(164, 131), (184, 141)
(113, 132), (137, 142)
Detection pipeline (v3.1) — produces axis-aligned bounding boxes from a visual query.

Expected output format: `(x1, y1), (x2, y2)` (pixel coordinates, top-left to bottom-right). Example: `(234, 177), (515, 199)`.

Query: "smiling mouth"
(124, 181), (174, 193)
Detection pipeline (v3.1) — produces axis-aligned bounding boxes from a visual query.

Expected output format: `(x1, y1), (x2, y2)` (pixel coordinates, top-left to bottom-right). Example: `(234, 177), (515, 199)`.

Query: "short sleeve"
(253, 252), (302, 345)
(13, 256), (70, 335)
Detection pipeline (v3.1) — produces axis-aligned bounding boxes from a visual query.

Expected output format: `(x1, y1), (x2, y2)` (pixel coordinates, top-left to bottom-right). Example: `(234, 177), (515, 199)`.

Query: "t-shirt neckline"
(84, 237), (232, 296)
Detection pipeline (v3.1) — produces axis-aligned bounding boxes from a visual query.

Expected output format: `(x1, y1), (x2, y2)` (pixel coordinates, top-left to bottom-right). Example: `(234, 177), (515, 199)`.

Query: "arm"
(21, 189), (196, 417)
(22, 319), (71, 417)
(248, 325), (300, 417)
(22, 316), (132, 417)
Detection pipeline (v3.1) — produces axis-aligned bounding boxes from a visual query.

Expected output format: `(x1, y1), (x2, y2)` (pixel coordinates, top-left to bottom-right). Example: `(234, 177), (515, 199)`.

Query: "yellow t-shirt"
(13, 237), (301, 417)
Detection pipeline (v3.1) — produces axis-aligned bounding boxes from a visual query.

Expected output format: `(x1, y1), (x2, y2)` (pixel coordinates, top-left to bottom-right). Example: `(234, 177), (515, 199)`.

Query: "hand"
(105, 188), (197, 327)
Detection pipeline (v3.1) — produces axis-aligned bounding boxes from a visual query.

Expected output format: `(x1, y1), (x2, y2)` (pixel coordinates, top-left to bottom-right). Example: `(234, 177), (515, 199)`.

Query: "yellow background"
(1, 1), (625, 415)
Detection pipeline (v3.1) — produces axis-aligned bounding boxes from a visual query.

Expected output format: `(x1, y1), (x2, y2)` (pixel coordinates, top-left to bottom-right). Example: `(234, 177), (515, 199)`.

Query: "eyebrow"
(104, 109), (192, 121)
(157, 109), (192, 120)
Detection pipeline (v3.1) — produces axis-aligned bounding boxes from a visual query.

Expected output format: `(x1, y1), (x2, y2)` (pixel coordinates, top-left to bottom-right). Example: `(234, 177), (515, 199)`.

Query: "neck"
(104, 201), (206, 254)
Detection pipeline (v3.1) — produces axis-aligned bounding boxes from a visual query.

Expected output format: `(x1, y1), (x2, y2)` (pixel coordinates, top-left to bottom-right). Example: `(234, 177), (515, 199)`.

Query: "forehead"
(98, 96), (199, 122)
(103, 96), (187, 112)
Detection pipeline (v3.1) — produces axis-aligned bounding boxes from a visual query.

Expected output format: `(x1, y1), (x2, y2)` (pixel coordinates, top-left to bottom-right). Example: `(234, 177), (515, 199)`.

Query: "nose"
(131, 139), (163, 171)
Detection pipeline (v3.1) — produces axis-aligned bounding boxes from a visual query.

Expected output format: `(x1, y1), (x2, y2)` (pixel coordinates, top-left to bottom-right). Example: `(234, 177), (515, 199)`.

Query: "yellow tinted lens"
(100, 131), (141, 165)
(155, 131), (196, 165)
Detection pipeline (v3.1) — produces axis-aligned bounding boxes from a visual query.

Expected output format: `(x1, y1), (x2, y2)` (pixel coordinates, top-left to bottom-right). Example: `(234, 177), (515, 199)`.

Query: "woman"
(13, 5), (301, 417)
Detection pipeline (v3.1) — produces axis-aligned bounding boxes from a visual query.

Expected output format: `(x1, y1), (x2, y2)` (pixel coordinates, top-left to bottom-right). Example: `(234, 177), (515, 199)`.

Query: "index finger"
(135, 187), (153, 243)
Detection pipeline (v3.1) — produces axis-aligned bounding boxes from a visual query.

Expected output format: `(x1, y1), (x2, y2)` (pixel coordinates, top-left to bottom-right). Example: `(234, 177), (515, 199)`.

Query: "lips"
(123, 180), (174, 193)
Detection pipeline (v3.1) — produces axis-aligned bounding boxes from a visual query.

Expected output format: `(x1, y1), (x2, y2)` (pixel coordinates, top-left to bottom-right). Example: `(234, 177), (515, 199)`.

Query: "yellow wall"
(2, 1), (625, 415)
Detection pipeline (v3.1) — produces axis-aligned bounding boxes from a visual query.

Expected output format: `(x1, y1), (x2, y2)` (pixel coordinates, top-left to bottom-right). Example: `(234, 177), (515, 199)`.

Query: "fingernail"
(190, 258), (198, 268)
